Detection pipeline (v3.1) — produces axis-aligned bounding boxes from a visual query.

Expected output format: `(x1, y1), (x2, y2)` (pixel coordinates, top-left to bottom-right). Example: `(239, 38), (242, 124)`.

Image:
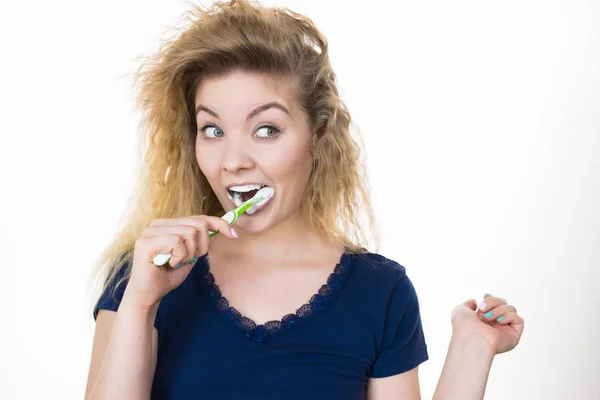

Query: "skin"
(193, 69), (346, 326)
(85, 70), (524, 400)
(194, 69), (326, 260)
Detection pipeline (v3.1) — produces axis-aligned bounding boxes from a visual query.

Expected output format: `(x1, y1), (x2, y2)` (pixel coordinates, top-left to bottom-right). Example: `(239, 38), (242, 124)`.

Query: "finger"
(149, 216), (237, 240)
(494, 311), (524, 325)
(494, 312), (525, 338)
(192, 215), (238, 239)
(195, 218), (210, 259)
(143, 233), (189, 267)
(144, 225), (198, 262)
(478, 296), (507, 313)
(480, 304), (517, 321)
(169, 257), (196, 278)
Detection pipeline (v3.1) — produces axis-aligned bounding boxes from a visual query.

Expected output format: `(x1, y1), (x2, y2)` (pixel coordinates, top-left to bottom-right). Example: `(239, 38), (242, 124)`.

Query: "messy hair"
(92, 0), (379, 303)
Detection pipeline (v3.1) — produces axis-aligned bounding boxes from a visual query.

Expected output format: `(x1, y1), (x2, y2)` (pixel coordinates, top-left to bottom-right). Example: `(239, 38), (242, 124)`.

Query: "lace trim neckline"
(198, 252), (353, 343)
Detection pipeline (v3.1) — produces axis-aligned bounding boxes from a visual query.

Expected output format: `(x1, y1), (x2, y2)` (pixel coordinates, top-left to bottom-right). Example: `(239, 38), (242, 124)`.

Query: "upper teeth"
(228, 184), (265, 193)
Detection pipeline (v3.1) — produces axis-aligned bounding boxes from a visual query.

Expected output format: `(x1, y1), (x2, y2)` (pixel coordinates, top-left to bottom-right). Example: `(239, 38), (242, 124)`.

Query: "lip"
(225, 182), (269, 190)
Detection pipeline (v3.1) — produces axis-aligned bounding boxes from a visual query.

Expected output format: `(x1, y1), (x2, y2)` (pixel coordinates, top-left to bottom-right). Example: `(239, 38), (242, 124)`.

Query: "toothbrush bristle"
(255, 186), (274, 199)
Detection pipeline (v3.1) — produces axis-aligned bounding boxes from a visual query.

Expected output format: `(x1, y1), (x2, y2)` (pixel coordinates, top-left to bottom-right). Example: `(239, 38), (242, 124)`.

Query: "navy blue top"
(94, 251), (429, 399)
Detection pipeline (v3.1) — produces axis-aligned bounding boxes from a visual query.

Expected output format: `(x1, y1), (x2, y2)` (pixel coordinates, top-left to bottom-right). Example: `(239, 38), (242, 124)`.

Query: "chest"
(153, 288), (375, 400)
(207, 257), (337, 326)
(152, 253), (380, 399)
(153, 326), (371, 400)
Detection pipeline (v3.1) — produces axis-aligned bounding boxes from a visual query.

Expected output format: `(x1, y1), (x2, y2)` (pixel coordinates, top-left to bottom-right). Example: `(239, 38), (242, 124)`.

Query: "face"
(194, 70), (313, 234)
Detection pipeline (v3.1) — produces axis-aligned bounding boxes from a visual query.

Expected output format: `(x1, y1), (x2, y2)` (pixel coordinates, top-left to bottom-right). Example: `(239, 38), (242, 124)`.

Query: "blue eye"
(200, 125), (224, 138)
(198, 124), (280, 140)
(255, 125), (280, 139)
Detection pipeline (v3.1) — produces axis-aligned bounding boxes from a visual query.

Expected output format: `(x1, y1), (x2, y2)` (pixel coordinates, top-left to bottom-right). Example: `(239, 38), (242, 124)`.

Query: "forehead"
(194, 70), (297, 107)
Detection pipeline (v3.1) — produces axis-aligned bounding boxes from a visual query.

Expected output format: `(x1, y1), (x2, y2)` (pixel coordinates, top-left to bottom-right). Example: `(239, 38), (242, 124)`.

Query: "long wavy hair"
(91, 0), (379, 302)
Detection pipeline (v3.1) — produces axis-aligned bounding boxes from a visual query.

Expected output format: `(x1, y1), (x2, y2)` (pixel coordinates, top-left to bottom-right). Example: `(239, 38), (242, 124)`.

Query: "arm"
(432, 332), (495, 400)
(85, 214), (236, 398)
(367, 367), (422, 399)
(367, 266), (428, 400)
(85, 292), (159, 400)
(368, 295), (523, 400)
(366, 333), (493, 400)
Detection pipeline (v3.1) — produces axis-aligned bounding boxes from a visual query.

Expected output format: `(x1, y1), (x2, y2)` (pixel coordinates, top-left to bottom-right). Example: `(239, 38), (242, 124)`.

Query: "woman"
(85, 1), (524, 399)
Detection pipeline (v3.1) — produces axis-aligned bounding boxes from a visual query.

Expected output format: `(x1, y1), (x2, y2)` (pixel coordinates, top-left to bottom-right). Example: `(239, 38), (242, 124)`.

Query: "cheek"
(196, 144), (218, 179)
(262, 142), (312, 182)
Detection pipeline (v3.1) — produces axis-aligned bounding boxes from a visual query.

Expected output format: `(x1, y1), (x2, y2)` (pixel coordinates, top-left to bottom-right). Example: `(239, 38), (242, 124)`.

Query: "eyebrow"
(195, 101), (290, 120)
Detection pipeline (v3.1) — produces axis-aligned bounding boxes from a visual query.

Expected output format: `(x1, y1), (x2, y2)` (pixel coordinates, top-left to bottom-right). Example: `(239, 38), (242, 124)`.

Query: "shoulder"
(348, 251), (408, 288)
(346, 251), (422, 315)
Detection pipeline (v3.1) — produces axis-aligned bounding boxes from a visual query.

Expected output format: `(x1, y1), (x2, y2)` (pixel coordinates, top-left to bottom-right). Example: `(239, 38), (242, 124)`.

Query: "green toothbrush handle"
(207, 196), (265, 237)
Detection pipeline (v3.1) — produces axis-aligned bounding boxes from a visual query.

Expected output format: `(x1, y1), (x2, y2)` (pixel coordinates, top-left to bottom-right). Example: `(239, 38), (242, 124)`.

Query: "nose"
(221, 136), (255, 173)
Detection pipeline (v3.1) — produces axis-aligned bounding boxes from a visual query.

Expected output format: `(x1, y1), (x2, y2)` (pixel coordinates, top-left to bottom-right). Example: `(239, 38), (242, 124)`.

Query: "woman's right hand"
(123, 215), (238, 310)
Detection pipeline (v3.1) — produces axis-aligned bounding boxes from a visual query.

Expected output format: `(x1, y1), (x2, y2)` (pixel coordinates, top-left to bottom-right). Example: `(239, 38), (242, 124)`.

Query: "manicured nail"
(484, 311), (494, 318)
(230, 228), (238, 238)
(479, 302), (488, 311)
(497, 316), (505, 322)
(176, 257), (198, 268)
(486, 293), (493, 297)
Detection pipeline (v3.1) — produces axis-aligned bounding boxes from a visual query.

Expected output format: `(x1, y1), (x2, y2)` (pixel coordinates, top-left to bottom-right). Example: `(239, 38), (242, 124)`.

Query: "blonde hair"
(92, 0), (379, 303)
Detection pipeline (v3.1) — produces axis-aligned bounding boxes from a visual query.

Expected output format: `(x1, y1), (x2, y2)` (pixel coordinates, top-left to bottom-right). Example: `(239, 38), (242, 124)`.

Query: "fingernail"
(174, 262), (184, 269)
(497, 316), (505, 322)
(188, 257), (198, 264)
(230, 228), (238, 238)
(484, 311), (494, 318)
(486, 293), (493, 297)
(479, 302), (488, 311)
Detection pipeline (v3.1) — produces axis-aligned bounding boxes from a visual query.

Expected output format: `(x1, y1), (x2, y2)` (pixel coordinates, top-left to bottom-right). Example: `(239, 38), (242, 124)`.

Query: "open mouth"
(226, 183), (274, 212)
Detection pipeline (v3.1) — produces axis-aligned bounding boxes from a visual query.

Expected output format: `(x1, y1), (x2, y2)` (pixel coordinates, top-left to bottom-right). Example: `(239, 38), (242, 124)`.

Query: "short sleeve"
(93, 262), (161, 331)
(370, 271), (429, 378)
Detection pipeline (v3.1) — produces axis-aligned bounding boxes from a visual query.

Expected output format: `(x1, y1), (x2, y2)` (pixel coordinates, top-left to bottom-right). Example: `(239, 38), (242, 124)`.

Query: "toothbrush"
(152, 186), (274, 266)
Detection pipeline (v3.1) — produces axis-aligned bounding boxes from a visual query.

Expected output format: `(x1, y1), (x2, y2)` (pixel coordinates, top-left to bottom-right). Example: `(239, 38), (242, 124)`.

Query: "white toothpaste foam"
(246, 186), (274, 214)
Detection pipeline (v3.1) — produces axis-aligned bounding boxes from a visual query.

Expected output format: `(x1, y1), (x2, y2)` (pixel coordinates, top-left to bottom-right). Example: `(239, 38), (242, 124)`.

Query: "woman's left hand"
(451, 294), (525, 355)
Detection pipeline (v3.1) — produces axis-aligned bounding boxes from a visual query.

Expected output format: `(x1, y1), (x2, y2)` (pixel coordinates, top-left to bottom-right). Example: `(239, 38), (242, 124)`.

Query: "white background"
(1, 0), (598, 399)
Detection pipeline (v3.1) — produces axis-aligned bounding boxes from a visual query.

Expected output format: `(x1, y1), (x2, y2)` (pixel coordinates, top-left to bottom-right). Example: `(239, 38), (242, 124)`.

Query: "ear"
(310, 128), (323, 171)
(312, 123), (325, 149)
